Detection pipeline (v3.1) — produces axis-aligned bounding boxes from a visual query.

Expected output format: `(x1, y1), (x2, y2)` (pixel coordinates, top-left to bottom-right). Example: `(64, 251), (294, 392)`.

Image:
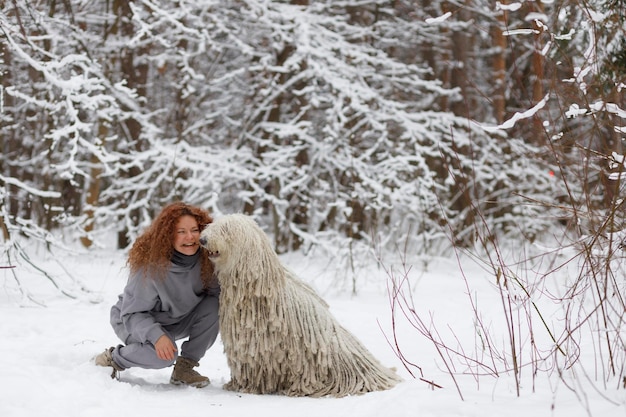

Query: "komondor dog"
(199, 213), (401, 397)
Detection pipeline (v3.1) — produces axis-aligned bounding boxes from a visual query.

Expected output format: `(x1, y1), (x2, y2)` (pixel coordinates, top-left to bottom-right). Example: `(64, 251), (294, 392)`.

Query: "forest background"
(1, 0), (626, 412)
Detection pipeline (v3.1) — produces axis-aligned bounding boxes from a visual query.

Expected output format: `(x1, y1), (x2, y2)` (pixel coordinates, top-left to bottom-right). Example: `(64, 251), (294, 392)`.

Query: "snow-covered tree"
(0, 0), (596, 264)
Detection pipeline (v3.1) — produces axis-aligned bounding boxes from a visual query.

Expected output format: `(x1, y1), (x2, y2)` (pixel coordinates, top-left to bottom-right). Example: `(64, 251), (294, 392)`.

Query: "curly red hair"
(127, 202), (215, 288)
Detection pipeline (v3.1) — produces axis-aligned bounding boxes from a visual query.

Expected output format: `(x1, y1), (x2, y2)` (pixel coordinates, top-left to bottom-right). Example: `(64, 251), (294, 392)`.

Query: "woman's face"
(172, 215), (201, 255)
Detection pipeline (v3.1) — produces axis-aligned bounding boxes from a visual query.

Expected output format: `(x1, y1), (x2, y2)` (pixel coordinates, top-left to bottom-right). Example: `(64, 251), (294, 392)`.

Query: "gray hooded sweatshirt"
(110, 250), (219, 346)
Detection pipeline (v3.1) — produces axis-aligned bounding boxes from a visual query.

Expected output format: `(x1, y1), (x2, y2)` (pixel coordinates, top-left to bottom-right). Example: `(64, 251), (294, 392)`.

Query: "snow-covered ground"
(1, 241), (624, 417)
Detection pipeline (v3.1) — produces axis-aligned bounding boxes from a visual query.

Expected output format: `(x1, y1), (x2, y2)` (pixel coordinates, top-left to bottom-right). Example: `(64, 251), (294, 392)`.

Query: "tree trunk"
(529, 2), (545, 140)
(492, 3), (508, 124)
(449, 1), (472, 119)
(80, 131), (104, 248)
(0, 24), (17, 239)
(111, 0), (149, 248)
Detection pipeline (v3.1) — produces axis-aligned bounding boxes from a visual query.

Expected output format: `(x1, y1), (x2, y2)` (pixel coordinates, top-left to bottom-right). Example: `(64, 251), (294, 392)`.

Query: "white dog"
(200, 213), (401, 397)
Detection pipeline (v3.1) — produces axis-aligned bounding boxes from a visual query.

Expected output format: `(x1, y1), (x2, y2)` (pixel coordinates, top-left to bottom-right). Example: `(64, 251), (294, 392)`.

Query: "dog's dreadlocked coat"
(199, 213), (401, 397)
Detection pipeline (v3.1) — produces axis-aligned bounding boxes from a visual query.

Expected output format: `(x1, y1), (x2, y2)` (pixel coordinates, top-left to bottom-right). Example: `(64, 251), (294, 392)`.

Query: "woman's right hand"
(154, 334), (177, 361)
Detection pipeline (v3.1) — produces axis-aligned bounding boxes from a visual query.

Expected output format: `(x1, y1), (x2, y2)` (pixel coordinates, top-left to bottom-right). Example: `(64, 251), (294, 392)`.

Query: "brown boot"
(170, 357), (210, 388)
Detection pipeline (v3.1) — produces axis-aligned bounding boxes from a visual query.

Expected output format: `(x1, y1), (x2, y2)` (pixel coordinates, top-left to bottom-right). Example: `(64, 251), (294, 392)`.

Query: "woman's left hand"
(155, 334), (177, 361)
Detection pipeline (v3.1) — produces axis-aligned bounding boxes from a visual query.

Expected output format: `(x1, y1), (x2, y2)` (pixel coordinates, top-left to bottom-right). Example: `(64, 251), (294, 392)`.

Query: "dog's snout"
(199, 236), (207, 246)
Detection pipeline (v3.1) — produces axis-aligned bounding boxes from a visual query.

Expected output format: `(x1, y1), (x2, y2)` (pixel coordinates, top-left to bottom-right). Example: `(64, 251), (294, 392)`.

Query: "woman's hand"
(155, 334), (177, 361)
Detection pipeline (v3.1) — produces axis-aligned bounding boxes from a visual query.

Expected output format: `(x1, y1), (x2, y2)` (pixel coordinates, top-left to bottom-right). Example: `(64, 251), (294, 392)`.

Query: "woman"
(95, 202), (220, 388)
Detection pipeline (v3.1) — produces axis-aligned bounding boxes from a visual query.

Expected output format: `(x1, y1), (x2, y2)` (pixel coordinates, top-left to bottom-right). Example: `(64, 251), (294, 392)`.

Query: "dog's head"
(200, 213), (286, 291)
(199, 213), (263, 271)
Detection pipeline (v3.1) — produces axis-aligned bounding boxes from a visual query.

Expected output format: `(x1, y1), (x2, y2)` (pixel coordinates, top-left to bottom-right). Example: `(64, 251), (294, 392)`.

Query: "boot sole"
(170, 377), (210, 388)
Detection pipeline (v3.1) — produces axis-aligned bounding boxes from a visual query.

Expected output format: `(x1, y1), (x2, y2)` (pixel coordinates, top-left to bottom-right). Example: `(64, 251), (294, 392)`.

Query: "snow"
(1, 241), (625, 417)
(480, 94), (550, 132)
(0, 174), (61, 199)
(497, 2), (523, 12)
(425, 12), (451, 24)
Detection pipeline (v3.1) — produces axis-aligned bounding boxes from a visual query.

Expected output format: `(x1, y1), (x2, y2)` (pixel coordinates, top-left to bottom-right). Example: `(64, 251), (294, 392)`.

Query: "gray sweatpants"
(110, 295), (219, 370)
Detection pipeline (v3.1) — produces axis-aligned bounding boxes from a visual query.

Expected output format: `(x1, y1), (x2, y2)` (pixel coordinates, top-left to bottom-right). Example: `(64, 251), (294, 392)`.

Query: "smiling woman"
(94, 202), (220, 388)
(173, 215), (202, 256)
